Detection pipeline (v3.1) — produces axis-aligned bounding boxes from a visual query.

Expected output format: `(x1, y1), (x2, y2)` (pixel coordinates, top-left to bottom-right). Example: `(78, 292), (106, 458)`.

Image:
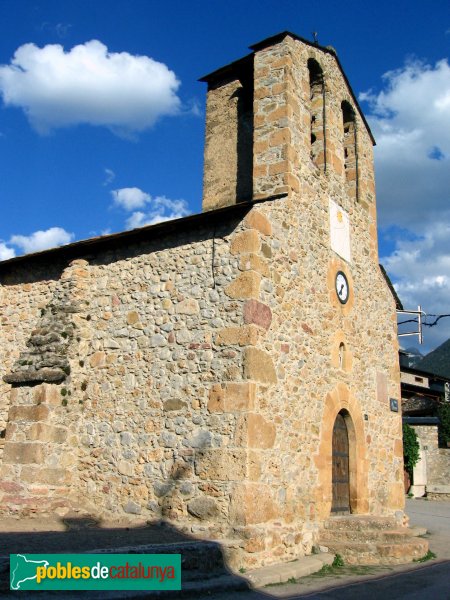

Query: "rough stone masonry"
(0, 32), (405, 570)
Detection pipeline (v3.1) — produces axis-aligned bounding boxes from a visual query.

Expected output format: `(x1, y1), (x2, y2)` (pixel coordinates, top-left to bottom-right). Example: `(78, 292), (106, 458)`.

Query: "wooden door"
(331, 412), (350, 513)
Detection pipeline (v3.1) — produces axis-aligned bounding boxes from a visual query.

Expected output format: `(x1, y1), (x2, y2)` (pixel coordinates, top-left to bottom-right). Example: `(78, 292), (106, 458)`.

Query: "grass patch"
(305, 563), (383, 581)
(332, 553), (344, 567)
(414, 550), (436, 563)
(266, 554), (346, 587)
(311, 553), (345, 577)
(265, 554), (392, 589)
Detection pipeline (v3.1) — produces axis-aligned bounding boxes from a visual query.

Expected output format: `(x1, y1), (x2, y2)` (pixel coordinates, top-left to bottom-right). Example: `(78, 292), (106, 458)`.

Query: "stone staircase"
(319, 515), (429, 565)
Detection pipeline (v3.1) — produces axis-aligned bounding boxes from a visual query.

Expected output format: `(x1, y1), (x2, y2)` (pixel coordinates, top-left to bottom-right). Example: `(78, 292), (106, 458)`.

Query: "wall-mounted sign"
(390, 398), (399, 413)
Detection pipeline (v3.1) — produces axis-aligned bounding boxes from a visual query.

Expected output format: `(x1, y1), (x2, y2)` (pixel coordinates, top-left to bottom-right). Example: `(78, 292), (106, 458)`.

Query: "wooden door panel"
(331, 413), (350, 513)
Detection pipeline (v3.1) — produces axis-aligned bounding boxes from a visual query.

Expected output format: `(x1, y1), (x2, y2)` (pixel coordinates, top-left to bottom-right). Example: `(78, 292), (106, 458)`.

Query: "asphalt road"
(200, 562), (450, 600)
(405, 497), (450, 559)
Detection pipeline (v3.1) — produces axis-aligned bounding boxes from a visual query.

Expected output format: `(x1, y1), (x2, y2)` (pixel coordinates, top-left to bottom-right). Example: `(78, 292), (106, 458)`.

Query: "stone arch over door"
(314, 383), (369, 519)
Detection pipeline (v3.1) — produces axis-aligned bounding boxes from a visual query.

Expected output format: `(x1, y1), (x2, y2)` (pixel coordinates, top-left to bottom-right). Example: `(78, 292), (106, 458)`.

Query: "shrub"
(438, 402), (450, 447)
(403, 424), (420, 479)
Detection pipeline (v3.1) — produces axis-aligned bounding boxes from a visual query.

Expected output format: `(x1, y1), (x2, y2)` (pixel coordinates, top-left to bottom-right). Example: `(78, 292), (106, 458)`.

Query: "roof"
(0, 194), (287, 274)
(380, 264), (403, 310)
(199, 53), (253, 86)
(199, 30), (375, 146)
(403, 416), (440, 426)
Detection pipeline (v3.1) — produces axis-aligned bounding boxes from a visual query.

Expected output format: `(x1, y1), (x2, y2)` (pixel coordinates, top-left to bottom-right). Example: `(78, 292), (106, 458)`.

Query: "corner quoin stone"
(8, 404), (50, 422)
(243, 299), (272, 330)
(230, 229), (261, 255)
(243, 348), (277, 383)
(215, 325), (260, 346)
(229, 483), (278, 525)
(244, 211), (272, 236)
(3, 442), (45, 465)
(207, 382), (256, 412)
(194, 449), (247, 480)
(236, 413), (276, 449)
(225, 271), (261, 299)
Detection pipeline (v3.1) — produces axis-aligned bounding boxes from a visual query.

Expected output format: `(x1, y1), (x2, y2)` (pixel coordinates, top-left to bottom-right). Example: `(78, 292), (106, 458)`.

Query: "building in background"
(400, 353), (450, 500)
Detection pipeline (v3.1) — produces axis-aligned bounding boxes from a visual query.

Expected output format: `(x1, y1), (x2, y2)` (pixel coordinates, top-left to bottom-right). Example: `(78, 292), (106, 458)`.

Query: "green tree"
(438, 402), (450, 447)
(402, 424), (420, 479)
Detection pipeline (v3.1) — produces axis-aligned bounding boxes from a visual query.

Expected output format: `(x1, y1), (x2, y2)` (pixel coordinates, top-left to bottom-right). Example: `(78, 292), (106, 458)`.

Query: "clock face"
(335, 271), (349, 304)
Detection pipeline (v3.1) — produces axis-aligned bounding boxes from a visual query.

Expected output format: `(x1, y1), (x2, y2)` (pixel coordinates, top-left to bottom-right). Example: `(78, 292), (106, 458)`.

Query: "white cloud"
(361, 58), (450, 351)
(111, 186), (190, 229)
(361, 58), (450, 232)
(0, 40), (181, 136)
(111, 187), (150, 210)
(9, 227), (74, 254)
(0, 242), (15, 261)
(125, 206), (188, 229)
(103, 168), (115, 186)
(125, 195), (190, 229)
(383, 222), (450, 351)
(125, 211), (148, 229)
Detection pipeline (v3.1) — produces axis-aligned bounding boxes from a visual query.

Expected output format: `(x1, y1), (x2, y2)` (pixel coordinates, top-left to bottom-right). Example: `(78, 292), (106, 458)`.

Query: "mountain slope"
(419, 338), (450, 378)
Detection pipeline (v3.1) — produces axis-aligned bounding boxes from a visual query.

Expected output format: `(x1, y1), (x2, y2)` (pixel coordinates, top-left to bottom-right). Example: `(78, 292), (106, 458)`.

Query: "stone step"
(377, 539), (429, 563)
(320, 526), (426, 544)
(1, 541), (251, 600)
(319, 515), (429, 565)
(0, 539), (236, 589)
(319, 541), (380, 565)
(323, 538), (429, 566)
(322, 515), (399, 532)
(87, 540), (232, 580)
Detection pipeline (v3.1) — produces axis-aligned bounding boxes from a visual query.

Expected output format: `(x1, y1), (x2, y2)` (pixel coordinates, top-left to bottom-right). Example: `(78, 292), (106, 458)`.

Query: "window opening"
(341, 100), (358, 201)
(308, 59), (326, 171)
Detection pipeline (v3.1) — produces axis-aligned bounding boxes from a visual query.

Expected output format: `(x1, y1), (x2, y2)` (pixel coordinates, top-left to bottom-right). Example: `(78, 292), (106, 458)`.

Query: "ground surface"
(0, 498), (449, 598)
(0, 514), (188, 554)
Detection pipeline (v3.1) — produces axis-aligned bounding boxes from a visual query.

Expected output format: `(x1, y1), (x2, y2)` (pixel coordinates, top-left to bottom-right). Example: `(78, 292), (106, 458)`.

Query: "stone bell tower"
(201, 31), (376, 219)
(198, 32), (422, 565)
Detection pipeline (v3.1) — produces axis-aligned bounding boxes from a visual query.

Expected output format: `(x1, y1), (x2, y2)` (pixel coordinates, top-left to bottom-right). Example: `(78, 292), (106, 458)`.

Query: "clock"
(335, 271), (349, 304)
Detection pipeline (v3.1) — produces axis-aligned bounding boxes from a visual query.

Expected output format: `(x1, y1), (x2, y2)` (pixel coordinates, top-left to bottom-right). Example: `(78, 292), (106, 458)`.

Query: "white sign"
(329, 199), (351, 263)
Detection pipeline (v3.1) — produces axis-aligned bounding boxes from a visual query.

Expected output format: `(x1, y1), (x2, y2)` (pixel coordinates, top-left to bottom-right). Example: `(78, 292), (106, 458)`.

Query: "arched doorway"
(331, 411), (350, 513)
(316, 384), (369, 518)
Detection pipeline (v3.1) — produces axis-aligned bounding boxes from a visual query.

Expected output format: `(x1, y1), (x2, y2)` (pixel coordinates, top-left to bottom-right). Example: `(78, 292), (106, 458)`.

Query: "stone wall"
(0, 261), (63, 438)
(413, 425), (450, 495)
(202, 57), (254, 210)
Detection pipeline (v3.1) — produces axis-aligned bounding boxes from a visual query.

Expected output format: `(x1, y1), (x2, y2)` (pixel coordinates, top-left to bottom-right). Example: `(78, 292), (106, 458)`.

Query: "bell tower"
(200, 31), (376, 230)
(201, 32), (405, 523)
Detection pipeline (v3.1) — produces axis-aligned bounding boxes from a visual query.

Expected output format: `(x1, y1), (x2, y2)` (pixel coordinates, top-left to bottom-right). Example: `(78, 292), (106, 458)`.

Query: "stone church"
(0, 32), (426, 568)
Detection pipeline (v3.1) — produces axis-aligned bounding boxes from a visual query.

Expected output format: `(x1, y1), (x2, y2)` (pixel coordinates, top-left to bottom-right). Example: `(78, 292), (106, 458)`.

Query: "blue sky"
(0, 0), (449, 353)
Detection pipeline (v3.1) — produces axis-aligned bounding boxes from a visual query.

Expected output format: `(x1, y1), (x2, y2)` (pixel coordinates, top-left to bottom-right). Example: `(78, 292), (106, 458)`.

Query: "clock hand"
(339, 283), (344, 296)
